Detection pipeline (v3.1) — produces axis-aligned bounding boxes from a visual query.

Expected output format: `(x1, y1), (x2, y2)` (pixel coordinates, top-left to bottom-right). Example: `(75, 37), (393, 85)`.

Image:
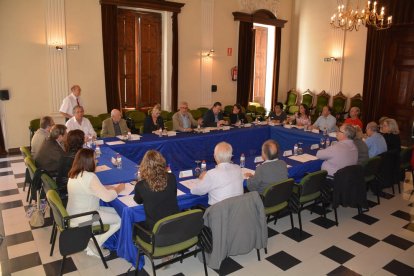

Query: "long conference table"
(95, 125), (332, 267)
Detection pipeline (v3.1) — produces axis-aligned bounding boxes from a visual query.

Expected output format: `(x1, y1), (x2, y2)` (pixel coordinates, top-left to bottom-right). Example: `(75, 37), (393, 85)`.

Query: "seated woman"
(344, 106), (363, 129)
(268, 102), (287, 123)
(66, 148), (124, 257)
(290, 104), (311, 126)
(133, 150), (179, 231)
(381, 118), (401, 153)
(143, 105), (164, 134)
(56, 129), (85, 197)
(229, 104), (247, 125)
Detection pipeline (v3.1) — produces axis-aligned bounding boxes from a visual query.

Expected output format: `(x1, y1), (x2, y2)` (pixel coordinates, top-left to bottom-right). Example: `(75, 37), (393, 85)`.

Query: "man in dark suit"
(35, 124), (67, 176)
(245, 139), (288, 194)
(101, 109), (130, 137)
(202, 102), (228, 127)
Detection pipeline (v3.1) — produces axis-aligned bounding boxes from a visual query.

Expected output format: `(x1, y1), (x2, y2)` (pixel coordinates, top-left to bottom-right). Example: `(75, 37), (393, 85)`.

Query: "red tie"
(76, 98), (80, 107)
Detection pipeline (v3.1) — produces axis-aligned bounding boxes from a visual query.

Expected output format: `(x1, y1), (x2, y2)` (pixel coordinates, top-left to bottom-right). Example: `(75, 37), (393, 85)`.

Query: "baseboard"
(7, 147), (22, 156)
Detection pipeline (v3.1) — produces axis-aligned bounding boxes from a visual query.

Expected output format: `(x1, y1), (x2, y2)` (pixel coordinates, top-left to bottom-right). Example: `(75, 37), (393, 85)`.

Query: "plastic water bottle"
(293, 144), (298, 155)
(201, 160), (207, 172)
(116, 153), (122, 169)
(326, 138), (331, 147)
(95, 144), (101, 158)
(240, 153), (245, 168)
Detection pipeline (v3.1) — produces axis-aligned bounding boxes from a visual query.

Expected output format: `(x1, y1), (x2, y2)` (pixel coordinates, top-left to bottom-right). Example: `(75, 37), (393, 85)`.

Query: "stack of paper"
(106, 140), (125, 146)
(109, 183), (135, 196)
(180, 178), (200, 190)
(95, 165), (111, 172)
(288, 154), (318, 163)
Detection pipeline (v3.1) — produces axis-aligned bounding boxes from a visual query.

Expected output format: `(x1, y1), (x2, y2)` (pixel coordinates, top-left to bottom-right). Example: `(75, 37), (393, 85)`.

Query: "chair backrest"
(98, 113), (111, 121)
(262, 178), (294, 208)
(89, 116), (102, 130)
(197, 107), (209, 117)
(24, 156), (37, 179)
(189, 109), (202, 120)
(29, 119), (40, 133)
(127, 110), (147, 123)
(400, 146), (413, 168)
(299, 170), (328, 198)
(315, 91), (330, 114)
(256, 106), (266, 116)
(286, 89), (298, 106)
(301, 89), (314, 108)
(20, 146), (32, 158)
(224, 105), (233, 116)
(332, 91), (347, 114)
(46, 190), (69, 230)
(349, 93), (363, 111)
(247, 105), (257, 113)
(361, 156), (382, 179)
(160, 110), (170, 121)
(288, 105), (299, 114)
(164, 120), (173, 131)
(152, 209), (203, 247)
(41, 172), (58, 193)
(333, 164), (366, 208)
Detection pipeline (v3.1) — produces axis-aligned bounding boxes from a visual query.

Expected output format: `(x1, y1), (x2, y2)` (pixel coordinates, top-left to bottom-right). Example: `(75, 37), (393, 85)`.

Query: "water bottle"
(326, 138), (331, 147)
(95, 144), (101, 158)
(167, 164), (172, 173)
(116, 153), (122, 169)
(240, 153), (245, 168)
(293, 144), (298, 155)
(127, 131), (132, 140)
(201, 160), (207, 172)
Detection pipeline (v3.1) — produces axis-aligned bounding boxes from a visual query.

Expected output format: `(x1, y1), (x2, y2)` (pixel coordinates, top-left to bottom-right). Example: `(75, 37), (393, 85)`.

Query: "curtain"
(171, 12), (178, 111)
(271, 27), (282, 108)
(236, 22), (255, 108)
(101, 4), (120, 112)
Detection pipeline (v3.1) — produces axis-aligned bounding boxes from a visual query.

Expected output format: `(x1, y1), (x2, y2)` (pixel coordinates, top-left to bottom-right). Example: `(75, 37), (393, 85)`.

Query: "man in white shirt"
(59, 85), (83, 119)
(191, 142), (243, 205)
(65, 105), (96, 138)
(31, 116), (54, 158)
(311, 105), (337, 133)
(316, 123), (358, 176)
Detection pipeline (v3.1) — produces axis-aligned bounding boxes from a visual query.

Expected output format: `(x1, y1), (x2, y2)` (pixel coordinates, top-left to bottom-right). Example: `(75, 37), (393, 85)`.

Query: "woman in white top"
(292, 104), (311, 126)
(66, 148), (124, 257)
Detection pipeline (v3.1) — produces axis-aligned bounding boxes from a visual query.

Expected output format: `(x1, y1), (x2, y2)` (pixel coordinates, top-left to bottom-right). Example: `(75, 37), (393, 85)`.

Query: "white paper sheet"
(108, 183), (135, 196)
(310, 144), (320, 150)
(288, 153), (318, 163)
(329, 132), (337, 138)
(254, 156), (264, 163)
(95, 165), (111, 172)
(177, 189), (185, 196)
(118, 195), (139, 207)
(106, 141), (125, 146)
(311, 129), (320, 134)
(180, 178), (200, 190)
(117, 134), (142, 141)
(283, 150), (293, 157)
(95, 140), (104, 145)
(241, 168), (255, 179)
(179, 170), (193, 178)
(167, 131), (177, 136)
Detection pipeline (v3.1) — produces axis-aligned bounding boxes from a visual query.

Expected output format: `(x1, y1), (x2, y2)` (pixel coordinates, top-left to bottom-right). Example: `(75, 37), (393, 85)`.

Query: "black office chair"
(361, 156), (382, 204)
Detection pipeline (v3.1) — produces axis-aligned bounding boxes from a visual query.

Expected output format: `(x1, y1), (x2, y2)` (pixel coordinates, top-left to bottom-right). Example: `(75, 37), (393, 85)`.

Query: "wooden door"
(117, 9), (161, 110)
(381, 25), (414, 145)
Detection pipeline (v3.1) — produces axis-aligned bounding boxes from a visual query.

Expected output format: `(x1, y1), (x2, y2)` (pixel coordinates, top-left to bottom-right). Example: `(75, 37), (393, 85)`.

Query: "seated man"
(172, 101), (201, 132)
(344, 106), (363, 129)
(202, 102), (228, 127)
(311, 105), (337, 133)
(268, 102), (287, 123)
(35, 124), (67, 176)
(365, 121), (387, 157)
(316, 123), (358, 177)
(191, 142), (243, 205)
(31, 116), (54, 158)
(229, 104), (247, 125)
(101, 109), (129, 138)
(65, 105), (96, 139)
(245, 139), (288, 194)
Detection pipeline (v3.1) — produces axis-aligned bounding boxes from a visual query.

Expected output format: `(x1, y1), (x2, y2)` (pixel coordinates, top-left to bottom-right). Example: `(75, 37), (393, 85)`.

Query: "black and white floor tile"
(0, 154), (413, 275)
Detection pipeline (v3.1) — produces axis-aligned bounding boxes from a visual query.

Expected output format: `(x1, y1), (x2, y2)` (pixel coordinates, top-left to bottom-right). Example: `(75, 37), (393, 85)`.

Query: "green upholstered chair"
(197, 107), (209, 117)
(301, 89), (314, 110)
(287, 105), (299, 115)
(261, 178), (295, 229)
(88, 116), (102, 137)
(20, 147), (32, 192)
(284, 89), (298, 111)
(98, 113), (111, 122)
(20, 146), (31, 158)
(125, 110), (147, 134)
(189, 109), (202, 120)
(348, 93), (363, 118)
(160, 110), (171, 121)
(83, 114), (94, 121)
(24, 156), (37, 202)
(29, 118), (40, 147)
(311, 90), (331, 122)
(332, 91), (347, 122)
(224, 105), (233, 117)
(291, 170), (329, 236)
(361, 156), (382, 204)
(47, 190), (109, 275)
(164, 120), (173, 131)
(247, 105), (257, 114)
(256, 106), (266, 117)
(133, 209), (207, 276)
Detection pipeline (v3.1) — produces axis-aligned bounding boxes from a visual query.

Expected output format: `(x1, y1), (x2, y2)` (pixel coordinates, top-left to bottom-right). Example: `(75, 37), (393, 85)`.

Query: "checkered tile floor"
(1, 155), (414, 275)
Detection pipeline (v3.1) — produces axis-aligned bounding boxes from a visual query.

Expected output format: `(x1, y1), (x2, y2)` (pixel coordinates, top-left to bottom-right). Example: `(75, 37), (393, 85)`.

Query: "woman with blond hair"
(143, 105), (164, 133)
(133, 150), (179, 230)
(381, 118), (401, 153)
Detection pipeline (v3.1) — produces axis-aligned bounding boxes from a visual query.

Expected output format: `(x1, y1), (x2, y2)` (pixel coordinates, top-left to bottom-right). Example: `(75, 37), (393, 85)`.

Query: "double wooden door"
(117, 9), (161, 110)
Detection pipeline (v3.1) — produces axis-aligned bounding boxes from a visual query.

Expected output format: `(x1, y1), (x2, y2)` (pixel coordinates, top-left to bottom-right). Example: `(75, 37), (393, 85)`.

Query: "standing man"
(202, 102), (228, 127)
(60, 85), (83, 119)
(65, 106), (96, 139)
(172, 101), (202, 132)
(101, 109), (130, 138)
(31, 116), (55, 158)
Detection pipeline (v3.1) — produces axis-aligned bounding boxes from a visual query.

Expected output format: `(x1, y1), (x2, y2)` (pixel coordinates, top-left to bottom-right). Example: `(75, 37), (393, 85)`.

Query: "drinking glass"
(194, 160), (201, 177)
(320, 138), (325, 148)
(297, 142), (303, 155)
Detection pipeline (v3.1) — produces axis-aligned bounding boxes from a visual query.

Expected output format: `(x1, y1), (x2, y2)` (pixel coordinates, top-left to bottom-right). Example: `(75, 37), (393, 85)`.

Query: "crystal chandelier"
(330, 1), (392, 31)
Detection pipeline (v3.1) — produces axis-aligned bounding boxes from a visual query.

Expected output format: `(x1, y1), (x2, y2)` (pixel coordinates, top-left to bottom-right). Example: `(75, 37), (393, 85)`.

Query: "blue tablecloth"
(96, 125), (329, 268)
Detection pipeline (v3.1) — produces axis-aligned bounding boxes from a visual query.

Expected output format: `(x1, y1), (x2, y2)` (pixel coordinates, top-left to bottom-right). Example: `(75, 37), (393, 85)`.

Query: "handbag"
(198, 225), (213, 254)
(30, 192), (45, 227)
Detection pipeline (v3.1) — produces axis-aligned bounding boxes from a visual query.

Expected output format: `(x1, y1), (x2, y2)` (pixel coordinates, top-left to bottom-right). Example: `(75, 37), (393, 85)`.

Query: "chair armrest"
(64, 210), (104, 230)
(133, 223), (153, 245)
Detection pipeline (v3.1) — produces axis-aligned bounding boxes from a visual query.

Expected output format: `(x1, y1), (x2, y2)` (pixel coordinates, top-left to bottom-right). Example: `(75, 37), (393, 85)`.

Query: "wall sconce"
(55, 46), (64, 51)
(206, 49), (215, 57)
(324, 56), (337, 62)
